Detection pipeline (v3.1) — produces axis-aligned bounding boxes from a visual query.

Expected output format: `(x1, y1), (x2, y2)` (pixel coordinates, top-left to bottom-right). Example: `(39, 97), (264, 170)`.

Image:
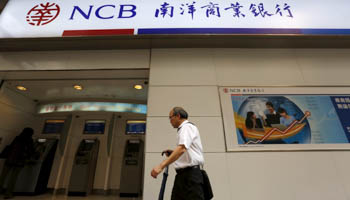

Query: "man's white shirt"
(174, 120), (204, 170)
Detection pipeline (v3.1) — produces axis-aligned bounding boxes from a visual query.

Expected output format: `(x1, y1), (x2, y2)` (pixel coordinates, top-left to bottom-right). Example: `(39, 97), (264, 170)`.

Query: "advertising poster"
(220, 87), (350, 151)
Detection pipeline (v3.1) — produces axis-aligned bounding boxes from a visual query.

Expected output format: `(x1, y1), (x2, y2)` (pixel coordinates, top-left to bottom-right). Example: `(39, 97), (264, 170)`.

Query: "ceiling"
(1, 70), (149, 104)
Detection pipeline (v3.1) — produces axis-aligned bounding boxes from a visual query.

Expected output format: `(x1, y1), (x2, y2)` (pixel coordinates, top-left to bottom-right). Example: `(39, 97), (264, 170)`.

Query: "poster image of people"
(231, 94), (350, 146)
(232, 96), (312, 145)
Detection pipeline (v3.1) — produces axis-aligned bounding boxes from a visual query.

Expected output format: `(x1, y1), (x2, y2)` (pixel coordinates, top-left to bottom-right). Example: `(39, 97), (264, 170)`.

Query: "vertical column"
(144, 49), (230, 199)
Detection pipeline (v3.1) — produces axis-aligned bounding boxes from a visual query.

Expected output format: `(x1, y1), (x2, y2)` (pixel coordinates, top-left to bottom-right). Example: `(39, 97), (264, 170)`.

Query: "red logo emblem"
(26, 2), (60, 26)
(224, 88), (228, 93)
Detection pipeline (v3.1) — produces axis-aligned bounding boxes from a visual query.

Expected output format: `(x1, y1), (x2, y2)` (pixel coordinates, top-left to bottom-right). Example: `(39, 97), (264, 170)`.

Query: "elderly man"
(151, 107), (205, 200)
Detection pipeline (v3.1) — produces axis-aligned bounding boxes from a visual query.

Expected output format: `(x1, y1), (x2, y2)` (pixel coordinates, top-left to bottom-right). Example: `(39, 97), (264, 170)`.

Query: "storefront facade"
(1, 1), (350, 200)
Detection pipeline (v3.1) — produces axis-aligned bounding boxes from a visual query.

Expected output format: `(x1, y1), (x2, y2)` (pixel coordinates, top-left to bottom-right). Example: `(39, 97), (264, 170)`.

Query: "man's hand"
(162, 149), (173, 157)
(151, 145), (186, 179)
(151, 164), (163, 179)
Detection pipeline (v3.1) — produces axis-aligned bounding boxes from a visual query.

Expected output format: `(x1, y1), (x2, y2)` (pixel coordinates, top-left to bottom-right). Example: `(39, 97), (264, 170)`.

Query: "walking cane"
(158, 151), (170, 200)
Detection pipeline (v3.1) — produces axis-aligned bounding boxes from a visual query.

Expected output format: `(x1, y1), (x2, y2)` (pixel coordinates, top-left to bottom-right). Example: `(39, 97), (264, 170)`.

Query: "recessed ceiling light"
(16, 85), (27, 91)
(134, 84), (143, 90)
(73, 85), (83, 90)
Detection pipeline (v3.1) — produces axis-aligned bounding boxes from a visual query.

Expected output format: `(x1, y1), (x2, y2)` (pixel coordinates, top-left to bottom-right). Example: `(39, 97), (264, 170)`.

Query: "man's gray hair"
(172, 107), (188, 119)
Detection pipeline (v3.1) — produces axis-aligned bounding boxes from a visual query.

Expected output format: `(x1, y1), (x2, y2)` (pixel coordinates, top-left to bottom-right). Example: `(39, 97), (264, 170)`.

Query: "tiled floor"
(0, 194), (141, 200)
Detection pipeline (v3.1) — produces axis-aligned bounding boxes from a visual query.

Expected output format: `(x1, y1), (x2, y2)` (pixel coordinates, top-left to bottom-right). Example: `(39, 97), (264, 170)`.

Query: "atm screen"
(43, 119), (65, 134)
(83, 120), (106, 134)
(126, 120), (146, 135)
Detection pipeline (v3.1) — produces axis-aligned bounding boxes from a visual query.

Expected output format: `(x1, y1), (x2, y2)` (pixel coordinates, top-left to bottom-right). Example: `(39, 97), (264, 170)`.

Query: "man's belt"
(175, 165), (200, 174)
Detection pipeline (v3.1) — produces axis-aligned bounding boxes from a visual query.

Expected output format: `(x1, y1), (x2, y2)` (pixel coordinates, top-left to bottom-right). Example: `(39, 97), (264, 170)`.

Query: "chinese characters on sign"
(180, 2), (196, 19)
(223, 88), (265, 93)
(334, 97), (350, 110)
(25, 1), (294, 25)
(155, 2), (293, 19)
(26, 2), (60, 26)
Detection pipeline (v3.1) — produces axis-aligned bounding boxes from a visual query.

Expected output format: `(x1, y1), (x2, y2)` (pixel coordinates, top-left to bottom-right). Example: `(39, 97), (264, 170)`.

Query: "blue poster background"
(231, 95), (350, 144)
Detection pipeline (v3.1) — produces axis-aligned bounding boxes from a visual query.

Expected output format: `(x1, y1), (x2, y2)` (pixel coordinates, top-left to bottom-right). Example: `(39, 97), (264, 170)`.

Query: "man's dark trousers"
(171, 167), (204, 200)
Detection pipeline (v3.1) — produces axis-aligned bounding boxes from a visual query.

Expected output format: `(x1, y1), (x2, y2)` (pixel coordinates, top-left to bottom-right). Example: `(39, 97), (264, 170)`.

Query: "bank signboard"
(1, 0), (350, 38)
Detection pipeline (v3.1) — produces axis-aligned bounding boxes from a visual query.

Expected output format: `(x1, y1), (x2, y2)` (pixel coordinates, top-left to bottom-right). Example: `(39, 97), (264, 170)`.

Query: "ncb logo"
(26, 2), (60, 26)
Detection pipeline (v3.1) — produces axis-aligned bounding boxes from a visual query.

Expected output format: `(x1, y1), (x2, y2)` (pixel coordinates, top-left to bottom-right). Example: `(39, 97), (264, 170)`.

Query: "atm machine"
(13, 138), (58, 195)
(119, 139), (144, 197)
(68, 139), (100, 196)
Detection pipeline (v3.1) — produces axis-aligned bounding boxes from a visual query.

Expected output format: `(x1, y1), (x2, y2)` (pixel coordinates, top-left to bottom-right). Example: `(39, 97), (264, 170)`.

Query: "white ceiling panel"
(1, 70), (149, 103)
